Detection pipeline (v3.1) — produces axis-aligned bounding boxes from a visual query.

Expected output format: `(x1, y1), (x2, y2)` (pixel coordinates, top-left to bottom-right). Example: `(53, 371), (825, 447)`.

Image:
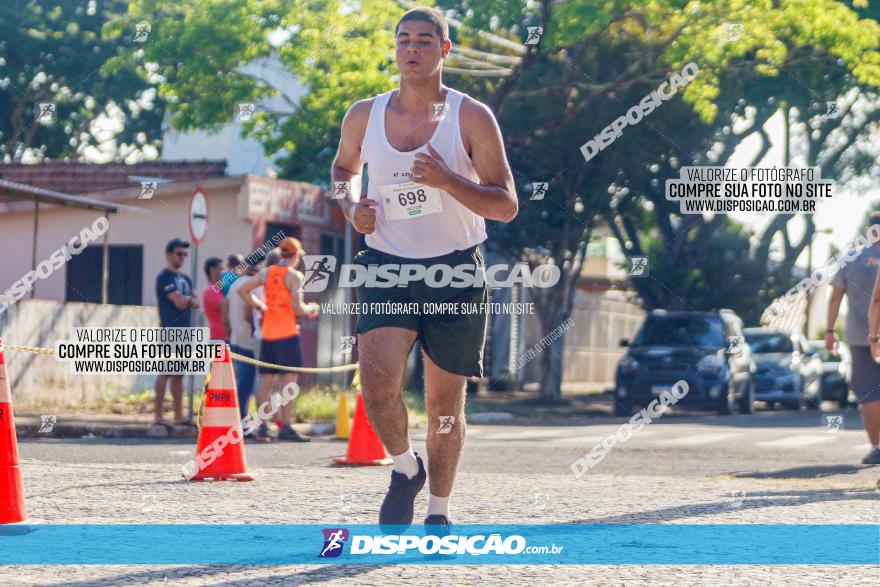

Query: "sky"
(727, 108), (878, 270)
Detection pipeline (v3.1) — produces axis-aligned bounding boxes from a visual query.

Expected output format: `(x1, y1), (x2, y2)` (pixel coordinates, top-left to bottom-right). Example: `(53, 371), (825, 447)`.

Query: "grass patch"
(42, 381), (429, 425)
(293, 387), (427, 423)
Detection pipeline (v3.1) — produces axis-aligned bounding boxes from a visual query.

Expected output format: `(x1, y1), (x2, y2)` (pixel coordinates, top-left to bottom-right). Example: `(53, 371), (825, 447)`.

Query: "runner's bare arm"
(412, 98), (518, 223)
(285, 269), (320, 319)
(332, 99), (378, 234)
(242, 296), (254, 326)
(870, 271), (880, 358)
(220, 297), (231, 336)
(166, 290), (192, 311)
(238, 271), (266, 311)
(825, 285), (844, 351)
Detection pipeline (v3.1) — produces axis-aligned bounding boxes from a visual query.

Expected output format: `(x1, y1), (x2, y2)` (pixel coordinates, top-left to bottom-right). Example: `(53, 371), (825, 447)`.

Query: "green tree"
(462, 0), (880, 394)
(0, 0), (165, 161)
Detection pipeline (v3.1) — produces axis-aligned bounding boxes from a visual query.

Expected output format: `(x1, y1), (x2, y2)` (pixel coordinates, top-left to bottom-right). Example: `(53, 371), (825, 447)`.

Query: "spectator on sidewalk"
(222, 259), (260, 420)
(828, 210), (880, 465)
(250, 250), (281, 344)
(221, 254), (245, 297)
(202, 257), (227, 341)
(152, 238), (199, 433)
(239, 239), (319, 442)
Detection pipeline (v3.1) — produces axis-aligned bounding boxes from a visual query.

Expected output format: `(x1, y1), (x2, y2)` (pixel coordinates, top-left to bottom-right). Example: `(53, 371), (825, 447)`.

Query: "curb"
(15, 419), (335, 440)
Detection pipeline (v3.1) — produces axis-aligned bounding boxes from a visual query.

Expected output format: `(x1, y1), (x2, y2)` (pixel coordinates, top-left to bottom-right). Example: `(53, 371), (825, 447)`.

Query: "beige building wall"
(0, 299), (162, 408)
(0, 177), (253, 307)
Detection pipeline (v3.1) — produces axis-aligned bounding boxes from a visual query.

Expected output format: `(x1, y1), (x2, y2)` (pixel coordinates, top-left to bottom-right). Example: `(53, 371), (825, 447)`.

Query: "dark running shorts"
(354, 245), (488, 377)
(258, 335), (303, 374)
(849, 345), (880, 404)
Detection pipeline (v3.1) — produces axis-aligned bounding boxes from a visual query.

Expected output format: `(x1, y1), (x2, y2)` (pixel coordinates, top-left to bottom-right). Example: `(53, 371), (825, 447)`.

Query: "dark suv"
(614, 310), (754, 416)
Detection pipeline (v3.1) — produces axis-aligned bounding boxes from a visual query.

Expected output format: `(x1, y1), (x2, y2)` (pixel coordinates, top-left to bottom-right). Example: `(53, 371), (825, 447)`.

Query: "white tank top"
(360, 88), (487, 258)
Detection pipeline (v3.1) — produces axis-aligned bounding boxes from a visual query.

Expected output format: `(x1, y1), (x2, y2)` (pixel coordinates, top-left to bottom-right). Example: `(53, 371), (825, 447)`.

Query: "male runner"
(331, 6), (518, 530)
(238, 238), (320, 442)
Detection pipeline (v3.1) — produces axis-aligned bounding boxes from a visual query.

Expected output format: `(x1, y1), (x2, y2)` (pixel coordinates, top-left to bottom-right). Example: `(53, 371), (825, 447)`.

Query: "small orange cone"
(189, 345), (254, 482)
(333, 392), (392, 466)
(0, 339), (27, 523)
(334, 393), (350, 440)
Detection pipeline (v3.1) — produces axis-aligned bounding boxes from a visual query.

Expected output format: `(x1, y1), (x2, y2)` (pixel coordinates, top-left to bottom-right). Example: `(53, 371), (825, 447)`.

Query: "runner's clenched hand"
(350, 199), (379, 234)
(412, 143), (455, 190)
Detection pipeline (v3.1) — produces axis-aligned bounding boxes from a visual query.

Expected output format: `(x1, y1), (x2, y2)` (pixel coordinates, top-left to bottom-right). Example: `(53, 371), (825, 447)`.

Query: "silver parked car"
(808, 340), (852, 409)
(744, 329), (823, 410)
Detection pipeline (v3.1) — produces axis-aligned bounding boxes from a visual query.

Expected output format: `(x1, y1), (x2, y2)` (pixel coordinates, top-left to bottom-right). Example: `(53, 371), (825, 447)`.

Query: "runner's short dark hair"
(396, 6), (449, 44)
(227, 254), (244, 269)
(264, 248), (281, 268)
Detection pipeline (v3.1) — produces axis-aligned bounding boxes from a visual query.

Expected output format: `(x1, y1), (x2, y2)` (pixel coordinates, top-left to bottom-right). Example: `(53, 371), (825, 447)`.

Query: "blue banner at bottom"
(0, 524), (877, 565)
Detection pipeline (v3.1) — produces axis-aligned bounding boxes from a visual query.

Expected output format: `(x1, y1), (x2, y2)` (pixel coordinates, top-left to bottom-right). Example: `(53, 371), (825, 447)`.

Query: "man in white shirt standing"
(222, 260), (260, 422)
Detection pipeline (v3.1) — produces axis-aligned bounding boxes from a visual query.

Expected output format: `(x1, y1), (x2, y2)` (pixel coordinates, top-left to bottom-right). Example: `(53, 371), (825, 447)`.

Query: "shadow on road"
(572, 487), (879, 524)
(44, 564), (382, 587)
(732, 464), (871, 479)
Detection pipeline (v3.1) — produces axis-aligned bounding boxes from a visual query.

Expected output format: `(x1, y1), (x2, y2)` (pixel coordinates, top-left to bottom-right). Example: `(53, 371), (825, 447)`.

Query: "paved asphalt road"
(4, 405), (879, 585)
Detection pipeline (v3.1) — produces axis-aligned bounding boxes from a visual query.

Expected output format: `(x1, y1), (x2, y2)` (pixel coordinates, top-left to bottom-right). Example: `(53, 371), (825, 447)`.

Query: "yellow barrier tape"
(228, 351), (358, 374)
(3, 343), (359, 375)
(5, 344), (56, 356)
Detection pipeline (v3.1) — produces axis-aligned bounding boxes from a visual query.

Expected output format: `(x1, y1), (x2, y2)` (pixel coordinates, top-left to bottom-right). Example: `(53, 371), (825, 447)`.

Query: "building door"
(264, 222), (299, 244)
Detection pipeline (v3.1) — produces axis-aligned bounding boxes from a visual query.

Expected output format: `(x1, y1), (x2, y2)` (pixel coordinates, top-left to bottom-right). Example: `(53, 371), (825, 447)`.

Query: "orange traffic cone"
(189, 345), (254, 482)
(0, 339), (27, 523)
(334, 393), (350, 440)
(333, 392), (392, 466)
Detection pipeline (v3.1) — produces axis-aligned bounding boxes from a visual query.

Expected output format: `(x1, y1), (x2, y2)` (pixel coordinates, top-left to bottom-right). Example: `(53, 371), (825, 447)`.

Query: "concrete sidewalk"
(14, 412), (334, 439)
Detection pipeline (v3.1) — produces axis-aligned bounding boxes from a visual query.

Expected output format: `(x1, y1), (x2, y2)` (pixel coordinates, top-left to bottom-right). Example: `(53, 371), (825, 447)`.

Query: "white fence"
(0, 300), (160, 408)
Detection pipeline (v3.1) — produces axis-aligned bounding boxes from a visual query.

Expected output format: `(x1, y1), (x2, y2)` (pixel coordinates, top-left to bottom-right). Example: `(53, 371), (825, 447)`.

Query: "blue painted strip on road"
(0, 524), (877, 565)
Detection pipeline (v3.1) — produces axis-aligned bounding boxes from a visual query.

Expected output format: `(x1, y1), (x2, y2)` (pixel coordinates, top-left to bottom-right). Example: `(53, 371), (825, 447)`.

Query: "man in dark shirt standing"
(152, 238), (199, 432)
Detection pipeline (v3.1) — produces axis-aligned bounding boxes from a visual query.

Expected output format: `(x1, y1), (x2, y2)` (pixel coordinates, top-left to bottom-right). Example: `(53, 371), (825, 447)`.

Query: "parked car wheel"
(804, 380), (822, 410)
(717, 382), (735, 416)
(613, 400), (632, 417)
(737, 382), (755, 415)
(784, 394), (805, 411)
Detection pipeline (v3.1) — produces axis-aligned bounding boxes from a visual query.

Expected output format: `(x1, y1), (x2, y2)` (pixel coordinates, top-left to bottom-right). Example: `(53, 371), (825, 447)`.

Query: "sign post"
(188, 188), (208, 421)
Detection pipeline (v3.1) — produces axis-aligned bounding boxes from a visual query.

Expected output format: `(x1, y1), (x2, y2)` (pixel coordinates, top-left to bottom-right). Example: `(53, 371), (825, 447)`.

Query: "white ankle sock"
(391, 447), (419, 479)
(427, 493), (451, 518)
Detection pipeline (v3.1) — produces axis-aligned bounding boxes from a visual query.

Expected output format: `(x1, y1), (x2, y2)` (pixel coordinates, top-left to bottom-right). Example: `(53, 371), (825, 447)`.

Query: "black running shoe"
(255, 422), (273, 443)
(862, 447), (880, 465)
(379, 455), (426, 528)
(278, 425), (311, 442)
(424, 514), (453, 536)
(423, 515), (455, 560)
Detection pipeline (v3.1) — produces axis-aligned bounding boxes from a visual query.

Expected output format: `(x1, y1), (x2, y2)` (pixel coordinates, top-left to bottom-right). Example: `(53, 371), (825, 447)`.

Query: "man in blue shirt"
(152, 238), (199, 432)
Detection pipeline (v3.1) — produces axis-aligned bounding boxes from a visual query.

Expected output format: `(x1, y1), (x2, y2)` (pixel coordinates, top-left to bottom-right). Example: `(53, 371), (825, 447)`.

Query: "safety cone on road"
(333, 392), (391, 466)
(335, 393), (351, 440)
(189, 345), (254, 482)
(0, 339), (27, 523)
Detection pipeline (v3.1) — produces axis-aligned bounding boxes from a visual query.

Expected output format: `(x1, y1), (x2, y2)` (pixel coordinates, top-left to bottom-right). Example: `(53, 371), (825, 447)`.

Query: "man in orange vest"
(238, 237), (320, 442)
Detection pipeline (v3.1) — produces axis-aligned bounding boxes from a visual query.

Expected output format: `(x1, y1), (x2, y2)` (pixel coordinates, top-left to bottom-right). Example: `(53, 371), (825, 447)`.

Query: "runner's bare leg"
(280, 373), (298, 424)
(153, 375), (168, 422)
(358, 327), (418, 454)
(257, 373), (277, 419)
(423, 351), (467, 497)
(169, 375), (184, 423)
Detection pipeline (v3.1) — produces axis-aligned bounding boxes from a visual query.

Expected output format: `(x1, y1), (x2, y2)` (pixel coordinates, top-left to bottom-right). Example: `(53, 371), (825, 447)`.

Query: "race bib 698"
(378, 181), (444, 221)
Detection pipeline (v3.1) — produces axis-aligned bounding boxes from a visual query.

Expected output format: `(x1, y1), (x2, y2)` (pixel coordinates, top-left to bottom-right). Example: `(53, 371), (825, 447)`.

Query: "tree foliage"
(0, 0), (165, 161)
